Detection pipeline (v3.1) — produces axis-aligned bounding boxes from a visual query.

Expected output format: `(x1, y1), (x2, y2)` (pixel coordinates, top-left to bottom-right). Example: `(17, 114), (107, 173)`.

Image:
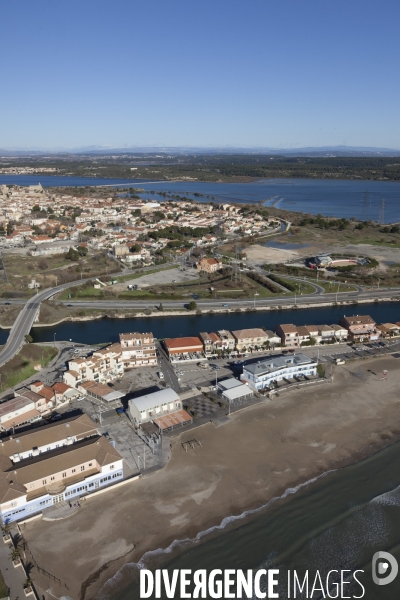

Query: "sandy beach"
(21, 354), (400, 599)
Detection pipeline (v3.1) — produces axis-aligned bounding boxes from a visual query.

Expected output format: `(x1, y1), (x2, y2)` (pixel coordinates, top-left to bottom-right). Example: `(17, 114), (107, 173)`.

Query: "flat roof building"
(129, 388), (182, 424)
(242, 353), (317, 391)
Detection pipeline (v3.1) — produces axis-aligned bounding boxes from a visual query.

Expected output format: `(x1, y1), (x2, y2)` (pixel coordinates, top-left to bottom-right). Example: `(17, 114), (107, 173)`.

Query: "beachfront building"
(119, 332), (157, 368)
(274, 324), (300, 348)
(339, 315), (380, 342)
(232, 328), (270, 352)
(129, 388), (182, 424)
(0, 416), (123, 523)
(164, 337), (205, 361)
(217, 378), (254, 404)
(241, 353), (318, 391)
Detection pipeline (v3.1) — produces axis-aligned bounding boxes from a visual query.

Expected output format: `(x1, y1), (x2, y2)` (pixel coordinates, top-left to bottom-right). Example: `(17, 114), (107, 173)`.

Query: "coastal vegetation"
(3, 154), (400, 182)
(0, 344), (57, 389)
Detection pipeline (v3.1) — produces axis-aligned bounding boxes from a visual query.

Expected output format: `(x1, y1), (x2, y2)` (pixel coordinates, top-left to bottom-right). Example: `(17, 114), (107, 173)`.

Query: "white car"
(158, 371), (164, 379)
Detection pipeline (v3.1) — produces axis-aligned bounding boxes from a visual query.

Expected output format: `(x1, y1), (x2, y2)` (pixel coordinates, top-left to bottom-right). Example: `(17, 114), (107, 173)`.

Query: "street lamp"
(53, 332), (57, 348)
(335, 280), (341, 302)
(253, 292), (259, 308)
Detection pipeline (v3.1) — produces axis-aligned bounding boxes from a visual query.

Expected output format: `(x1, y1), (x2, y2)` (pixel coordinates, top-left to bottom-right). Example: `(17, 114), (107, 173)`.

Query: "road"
(0, 279), (90, 367)
(53, 287), (400, 311)
(0, 272), (399, 369)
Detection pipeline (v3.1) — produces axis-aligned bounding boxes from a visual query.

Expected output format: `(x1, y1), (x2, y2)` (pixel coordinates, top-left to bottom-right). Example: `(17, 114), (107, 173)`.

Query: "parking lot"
(114, 266), (199, 291)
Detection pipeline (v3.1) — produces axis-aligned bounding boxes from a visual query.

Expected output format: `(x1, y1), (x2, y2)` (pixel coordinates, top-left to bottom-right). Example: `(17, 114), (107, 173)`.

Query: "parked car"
(51, 413), (62, 422)
(158, 371), (164, 379)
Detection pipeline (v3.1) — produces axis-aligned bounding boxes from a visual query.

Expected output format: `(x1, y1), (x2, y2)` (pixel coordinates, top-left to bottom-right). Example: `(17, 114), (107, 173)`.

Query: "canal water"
(27, 301), (400, 344)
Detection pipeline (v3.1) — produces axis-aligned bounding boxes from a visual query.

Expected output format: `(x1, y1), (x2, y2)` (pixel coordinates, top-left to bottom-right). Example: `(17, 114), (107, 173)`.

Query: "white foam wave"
(371, 483), (400, 506)
(97, 468), (337, 599)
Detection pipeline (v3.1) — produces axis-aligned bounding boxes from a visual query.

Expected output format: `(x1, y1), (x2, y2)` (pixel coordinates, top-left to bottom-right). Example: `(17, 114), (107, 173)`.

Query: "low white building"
(129, 388), (181, 424)
(217, 378), (254, 404)
(241, 353), (318, 391)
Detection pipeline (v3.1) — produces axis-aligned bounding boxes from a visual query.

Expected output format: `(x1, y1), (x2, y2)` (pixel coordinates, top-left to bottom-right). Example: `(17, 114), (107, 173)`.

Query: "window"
(50, 476), (55, 481)
(72, 469), (76, 473)
(81, 465), (85, 471)
(11, 501), (17, 507)
(89, 463), (92, 467)
(43, 479), (47, 485)
(110, 465), (114, 470)
(62, 472), (67, 478)
(30, 484), (34, 489)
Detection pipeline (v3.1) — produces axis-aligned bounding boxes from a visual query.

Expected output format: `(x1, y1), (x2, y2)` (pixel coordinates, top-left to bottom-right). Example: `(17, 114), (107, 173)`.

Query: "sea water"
(99, 439), (400, 599)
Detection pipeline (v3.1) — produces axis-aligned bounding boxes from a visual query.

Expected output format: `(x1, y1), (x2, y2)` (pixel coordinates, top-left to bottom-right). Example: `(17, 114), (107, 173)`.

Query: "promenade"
(0, 533), (33, 599)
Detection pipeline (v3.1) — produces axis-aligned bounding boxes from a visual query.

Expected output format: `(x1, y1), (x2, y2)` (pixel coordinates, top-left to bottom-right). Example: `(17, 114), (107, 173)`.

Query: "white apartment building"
(241, 353), (318, 391)
(119, 332), (157, 368)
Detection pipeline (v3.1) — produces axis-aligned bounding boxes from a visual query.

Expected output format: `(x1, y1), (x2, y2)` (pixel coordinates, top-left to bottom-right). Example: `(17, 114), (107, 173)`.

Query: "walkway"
(42, 500), (80, 521)
(0, 535), (31, 599)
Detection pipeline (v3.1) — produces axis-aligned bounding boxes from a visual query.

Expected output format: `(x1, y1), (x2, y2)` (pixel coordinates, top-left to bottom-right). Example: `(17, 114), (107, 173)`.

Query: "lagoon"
(1, 175), (400, 221)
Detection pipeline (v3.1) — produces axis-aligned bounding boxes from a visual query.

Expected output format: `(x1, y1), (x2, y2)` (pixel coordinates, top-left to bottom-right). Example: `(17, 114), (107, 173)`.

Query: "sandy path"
(22, 355), (400, 599)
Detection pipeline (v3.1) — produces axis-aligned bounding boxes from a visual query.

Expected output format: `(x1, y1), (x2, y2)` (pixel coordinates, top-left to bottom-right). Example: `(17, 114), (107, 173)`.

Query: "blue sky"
(1, 0), (399, 149)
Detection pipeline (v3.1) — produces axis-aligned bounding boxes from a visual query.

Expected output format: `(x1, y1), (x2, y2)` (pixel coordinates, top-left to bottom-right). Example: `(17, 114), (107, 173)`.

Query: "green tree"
(188, 301), (197, 310)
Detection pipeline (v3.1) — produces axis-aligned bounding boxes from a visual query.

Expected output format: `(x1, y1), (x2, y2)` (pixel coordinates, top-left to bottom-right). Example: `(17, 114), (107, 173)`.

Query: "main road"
(0, 278), (399, 368)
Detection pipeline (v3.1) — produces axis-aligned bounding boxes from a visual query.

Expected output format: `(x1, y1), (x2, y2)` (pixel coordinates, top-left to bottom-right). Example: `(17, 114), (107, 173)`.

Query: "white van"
(158, 371), (164, 379)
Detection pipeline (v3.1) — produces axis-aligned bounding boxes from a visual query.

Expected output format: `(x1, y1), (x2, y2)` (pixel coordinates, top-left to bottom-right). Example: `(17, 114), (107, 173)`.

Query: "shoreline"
(0, 295), (397, 330)
(21, 354), (400, 599)
(96, 433), (400, 599)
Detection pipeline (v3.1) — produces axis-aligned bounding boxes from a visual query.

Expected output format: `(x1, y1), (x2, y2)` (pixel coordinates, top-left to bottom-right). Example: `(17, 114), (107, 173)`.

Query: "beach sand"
(21, 355), (400, 599)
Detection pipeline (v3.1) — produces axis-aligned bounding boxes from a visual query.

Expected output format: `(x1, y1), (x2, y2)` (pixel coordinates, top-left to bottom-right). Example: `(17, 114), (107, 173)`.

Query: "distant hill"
(1, 145), (399, 157)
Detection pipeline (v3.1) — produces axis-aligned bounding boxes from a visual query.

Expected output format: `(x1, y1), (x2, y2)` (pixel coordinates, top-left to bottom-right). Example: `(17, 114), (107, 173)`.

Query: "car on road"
(210, 364), (221, 370)
(176, 370), (184, 376)
(66, 303), (73, 307)
(4, 301), (11, 305)
(158, 371), (164, 379)
(172, 280), (176, 283)
(222, 303), (228, 307)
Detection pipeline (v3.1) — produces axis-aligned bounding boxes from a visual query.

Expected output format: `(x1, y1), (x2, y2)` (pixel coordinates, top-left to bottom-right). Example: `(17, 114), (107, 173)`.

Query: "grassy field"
(1, 251), (120, 297)
(0, 344), (58, 390)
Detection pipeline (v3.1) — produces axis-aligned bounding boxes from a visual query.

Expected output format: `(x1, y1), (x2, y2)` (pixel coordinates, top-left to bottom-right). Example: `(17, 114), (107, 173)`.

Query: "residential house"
(339, 315), (380, 342)
(274, 324), (300, 348)
(196, 257), (223, 273)
(232, 328), (270, 352)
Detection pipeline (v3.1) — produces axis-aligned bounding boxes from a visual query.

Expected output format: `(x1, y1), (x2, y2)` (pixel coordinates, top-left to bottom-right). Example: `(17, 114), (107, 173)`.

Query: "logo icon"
(372, 551), (398, 586)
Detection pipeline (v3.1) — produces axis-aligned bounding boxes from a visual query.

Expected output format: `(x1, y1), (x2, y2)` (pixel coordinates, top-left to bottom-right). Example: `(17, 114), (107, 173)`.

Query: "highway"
(56, 287), (400, 311)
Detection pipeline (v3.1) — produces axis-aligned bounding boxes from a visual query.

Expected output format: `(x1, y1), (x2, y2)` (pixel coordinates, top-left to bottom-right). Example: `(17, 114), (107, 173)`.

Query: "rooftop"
(244, 353), (316, 377)
(129, 388), (180, 412)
